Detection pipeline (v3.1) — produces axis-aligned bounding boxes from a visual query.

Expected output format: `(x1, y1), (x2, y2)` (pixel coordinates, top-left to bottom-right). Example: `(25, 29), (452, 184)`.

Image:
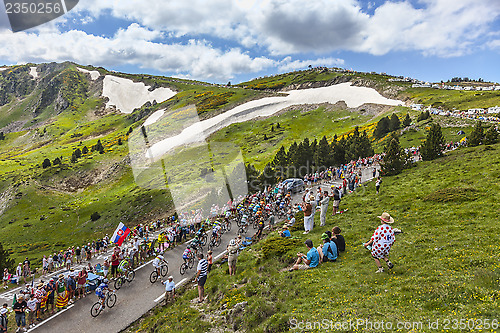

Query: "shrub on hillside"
(90, 212), (101, 221)
(260, 237), (302, 260)
(423, 187), (479, 203)
(289, 212), (304, 232)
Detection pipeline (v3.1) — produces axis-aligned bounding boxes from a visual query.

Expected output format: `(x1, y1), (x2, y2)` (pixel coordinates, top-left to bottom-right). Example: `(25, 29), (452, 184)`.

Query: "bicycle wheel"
(114, 277), (123, 290)
(226, 221), (232, 231)
(150, 270), (159, 284)
(252, 220), (258, 229)
(127, 270), (135, 282)
(201, 234), (207, 246)
(215, 237), (221, 247)
(188, 257), (194, 269)
(180, 263), (187, 275)
(160, 264), (168, 277)
(91, 302), (102, 317)
(106, 293), (117, 308)
(238, 227), (245, 234)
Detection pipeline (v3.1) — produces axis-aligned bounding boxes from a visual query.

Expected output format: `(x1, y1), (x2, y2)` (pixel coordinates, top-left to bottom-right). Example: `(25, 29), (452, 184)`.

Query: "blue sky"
(1, 0), (500, 84)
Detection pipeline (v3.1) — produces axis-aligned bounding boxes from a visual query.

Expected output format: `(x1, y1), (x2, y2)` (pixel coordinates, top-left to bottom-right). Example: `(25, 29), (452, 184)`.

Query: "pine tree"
(332, 137), (346, 165)
(71, 152), (78, 163)
(128, 127), (133, 134)
(0, 242), (14, 273)
(0, 132), (5, 140)
(118, 138), (123, 145)
(272, 146), (288, 179)
(420, 123), (445, 160)
(483, 126), (499, 145)
(374, 116), (390, 138)
(314, 136), (333, 170)
(381, 133), (406, 176)
(82, 146), (89, 154)
(403, 114), (412, 127)
(468, 121), (484, 147)
(271, 125), (274, 132)
(276, 123), (281, 129)
(263, 134), (268, 140)
(74, 148), (82, 159)
(53, 157), (61, 165)
(42, 158), (51, 169)
(389, 113), (401, 132)
(245, 164), (261, 193)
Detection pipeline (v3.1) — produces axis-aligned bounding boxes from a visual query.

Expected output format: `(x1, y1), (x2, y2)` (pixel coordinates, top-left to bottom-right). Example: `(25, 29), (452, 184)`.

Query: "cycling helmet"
(187, 245), (191, 249)
(103, 278), (108, 283)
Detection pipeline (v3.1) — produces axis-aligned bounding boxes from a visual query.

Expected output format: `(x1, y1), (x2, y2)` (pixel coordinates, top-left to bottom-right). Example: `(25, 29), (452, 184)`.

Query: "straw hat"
(377, 212), (394, 224)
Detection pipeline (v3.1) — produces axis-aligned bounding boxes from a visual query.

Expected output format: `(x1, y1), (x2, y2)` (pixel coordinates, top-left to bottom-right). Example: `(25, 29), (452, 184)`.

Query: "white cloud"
(278, 57), (345, 72)
(0, 25), (275, 81)
(71, 0), (500, 58)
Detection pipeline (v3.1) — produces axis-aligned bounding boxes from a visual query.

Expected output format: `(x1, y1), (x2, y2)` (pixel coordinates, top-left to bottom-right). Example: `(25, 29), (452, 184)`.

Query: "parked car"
(284, 178), (305, 194)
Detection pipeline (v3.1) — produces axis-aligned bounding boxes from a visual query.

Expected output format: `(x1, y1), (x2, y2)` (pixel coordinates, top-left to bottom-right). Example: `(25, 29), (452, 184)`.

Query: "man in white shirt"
(162, 276), (175, 305)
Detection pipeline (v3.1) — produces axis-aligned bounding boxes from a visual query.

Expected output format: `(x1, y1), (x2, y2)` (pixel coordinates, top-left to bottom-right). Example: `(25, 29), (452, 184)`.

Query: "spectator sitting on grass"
(317, 233), (337, 263)
(331, 226), (346, 253)
(279, 225), (291, 238)
(289, 239), (319, 271)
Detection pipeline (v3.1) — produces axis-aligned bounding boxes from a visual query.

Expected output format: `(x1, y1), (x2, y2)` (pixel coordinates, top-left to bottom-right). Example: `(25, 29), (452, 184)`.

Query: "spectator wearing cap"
(279, 225), (291, 238)
(0, 307), (7, 333)
(13, 294), (27, 332)
(15, 263), (22, 285)
(66, 271), (76, 303)
(317, 233), (337, 263)
(46, 279), (56, 314)
(227, 239), (239, 276)
(162, 276), (175, 305)
(26, 294), (37, 328)
(364, 212), (396, 273)
(290, 239), (319, 271)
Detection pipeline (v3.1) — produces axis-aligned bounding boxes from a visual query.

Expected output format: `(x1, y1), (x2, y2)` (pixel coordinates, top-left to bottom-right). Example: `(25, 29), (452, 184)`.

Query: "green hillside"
(0, 62), (498, 267)
(126, 142), (500, 333)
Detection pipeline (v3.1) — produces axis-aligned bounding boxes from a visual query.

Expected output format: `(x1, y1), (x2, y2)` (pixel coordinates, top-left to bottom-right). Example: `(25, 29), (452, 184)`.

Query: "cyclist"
(152, 253), (168, 277)
(182, 246), (193, 264)
(212, 222), (221, 244)
(95, 278), (113, 310)
(191, 236), (203, 254)
(117, 257), (130, 278)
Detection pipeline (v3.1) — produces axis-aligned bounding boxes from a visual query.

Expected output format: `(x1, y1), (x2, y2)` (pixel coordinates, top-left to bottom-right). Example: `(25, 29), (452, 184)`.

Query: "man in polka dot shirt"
(364, 212), (395, 273)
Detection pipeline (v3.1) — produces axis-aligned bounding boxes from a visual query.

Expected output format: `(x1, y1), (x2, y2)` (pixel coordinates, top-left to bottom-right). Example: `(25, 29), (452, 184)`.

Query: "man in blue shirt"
(162, 276), (175, 305)
(290, 239), (319, 271)
(280, 226), (291, 238)
(318, 233), (337, 262)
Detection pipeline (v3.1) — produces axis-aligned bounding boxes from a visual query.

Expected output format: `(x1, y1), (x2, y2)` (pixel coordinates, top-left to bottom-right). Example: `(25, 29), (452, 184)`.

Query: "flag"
(112, 222), (131, 246)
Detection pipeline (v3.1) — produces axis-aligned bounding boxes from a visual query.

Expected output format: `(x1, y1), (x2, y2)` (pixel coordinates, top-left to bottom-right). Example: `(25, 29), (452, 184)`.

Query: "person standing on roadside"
(301, 199), (313, 234)
(0, 307), (7, 333)
(195, 253), (208, 303)
(375, 177), (382, 194)
(13, 294), (27, 332)
(162, 276), (175, 305)
(227, 240), (239, 276)
(319, 191), (329, 227)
